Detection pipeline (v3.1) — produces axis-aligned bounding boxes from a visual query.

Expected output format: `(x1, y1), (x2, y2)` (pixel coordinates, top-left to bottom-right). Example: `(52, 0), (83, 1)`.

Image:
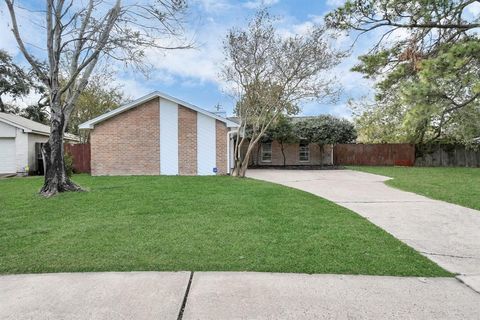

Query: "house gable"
(79, 91), (238, 129)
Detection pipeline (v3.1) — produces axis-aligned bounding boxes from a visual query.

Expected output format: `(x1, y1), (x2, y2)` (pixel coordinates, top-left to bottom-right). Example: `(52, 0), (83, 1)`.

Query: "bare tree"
(223, 10), (344, 177)
(5, 0), (190, 196)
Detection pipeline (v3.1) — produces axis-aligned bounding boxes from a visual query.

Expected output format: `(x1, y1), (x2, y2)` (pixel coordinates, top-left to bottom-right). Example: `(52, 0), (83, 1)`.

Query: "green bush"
(64, 152), (74, 177)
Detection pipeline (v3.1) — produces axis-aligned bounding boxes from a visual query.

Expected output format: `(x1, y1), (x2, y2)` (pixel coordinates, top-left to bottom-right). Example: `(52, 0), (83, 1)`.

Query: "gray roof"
(80, 91), (239, 129)
(0, 112), (78, 141)
(226, 115), (318, 125)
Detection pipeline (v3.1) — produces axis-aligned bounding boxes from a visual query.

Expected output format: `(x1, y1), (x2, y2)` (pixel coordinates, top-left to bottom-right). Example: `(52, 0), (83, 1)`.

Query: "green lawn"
(0, 175), (449, 276)
(349, 166), (480, 211)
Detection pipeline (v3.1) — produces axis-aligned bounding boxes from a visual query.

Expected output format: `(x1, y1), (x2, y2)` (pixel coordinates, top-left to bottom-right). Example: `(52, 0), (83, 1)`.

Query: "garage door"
(0, 138), (16, 174)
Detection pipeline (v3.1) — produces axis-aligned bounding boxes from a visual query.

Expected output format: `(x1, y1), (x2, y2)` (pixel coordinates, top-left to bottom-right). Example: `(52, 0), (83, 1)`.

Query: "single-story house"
(79, 91), (239, 176)
(232, 116), (334, 167)
(0, 112), (78, 174)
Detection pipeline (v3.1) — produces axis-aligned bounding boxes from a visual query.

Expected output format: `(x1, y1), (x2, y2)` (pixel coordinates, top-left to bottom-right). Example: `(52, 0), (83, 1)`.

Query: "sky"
(6, 0), (477, 118)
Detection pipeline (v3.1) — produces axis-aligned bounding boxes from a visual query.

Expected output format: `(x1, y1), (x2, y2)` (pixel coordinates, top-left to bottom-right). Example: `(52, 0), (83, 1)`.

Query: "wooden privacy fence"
(64, 143), (91, 173)
(333, 144), (415, 166)
(333, 143), (480, 167)
(415, 144), (480, 167)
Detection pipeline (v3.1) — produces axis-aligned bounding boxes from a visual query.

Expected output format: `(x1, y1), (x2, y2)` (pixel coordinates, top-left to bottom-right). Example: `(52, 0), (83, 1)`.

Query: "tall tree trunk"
(40, 108), (81, 197)
(0, 96), (5, 112)
(280, 142), (286, 166)
(232, 159), (242, 176)
(236, 143), (256, 177)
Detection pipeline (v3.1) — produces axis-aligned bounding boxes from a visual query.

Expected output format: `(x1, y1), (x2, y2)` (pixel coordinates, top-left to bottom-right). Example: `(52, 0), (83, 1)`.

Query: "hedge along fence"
(64, 143), (91, 173)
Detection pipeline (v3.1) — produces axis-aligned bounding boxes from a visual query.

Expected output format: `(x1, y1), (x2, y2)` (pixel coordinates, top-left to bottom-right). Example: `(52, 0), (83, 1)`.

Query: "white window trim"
(261, 142), (272, 163)
(299, 142), (310, 162)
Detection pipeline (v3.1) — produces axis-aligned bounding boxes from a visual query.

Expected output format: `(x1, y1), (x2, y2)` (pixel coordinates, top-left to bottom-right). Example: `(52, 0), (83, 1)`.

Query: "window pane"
(299, 143), (309, 161)
(261, 142), (272, 162)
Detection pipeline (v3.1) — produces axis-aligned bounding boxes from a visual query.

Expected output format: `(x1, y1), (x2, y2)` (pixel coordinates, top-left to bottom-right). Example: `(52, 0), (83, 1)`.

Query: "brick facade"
(246, 140), (333, 166)
(215, 120), (228, 174)
(90, 98), (160, 175)
(89, 96), (232, 176)
(178, 106), (197, 175)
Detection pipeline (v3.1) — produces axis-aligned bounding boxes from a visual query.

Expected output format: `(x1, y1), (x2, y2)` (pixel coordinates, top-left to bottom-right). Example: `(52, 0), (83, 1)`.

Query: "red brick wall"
(216, 120), (228, 174)
(247, 140), (333, 166)
(90, 97), (160, 175)
(178, 106), (197, 175)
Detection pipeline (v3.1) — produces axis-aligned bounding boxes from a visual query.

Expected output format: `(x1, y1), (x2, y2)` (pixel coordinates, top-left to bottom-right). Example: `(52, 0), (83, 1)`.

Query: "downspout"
(227, 129), (238, 175)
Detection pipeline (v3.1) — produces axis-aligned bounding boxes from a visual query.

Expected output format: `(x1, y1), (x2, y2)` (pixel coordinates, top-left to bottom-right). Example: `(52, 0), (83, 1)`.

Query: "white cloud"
(466, 2), (480, 16)
(193, 0), (231, 13)
(243, 0), (280, 10)
(326, 0), (346, 8)
(144, 20), (227, 86)
(113, 77), (154, 100)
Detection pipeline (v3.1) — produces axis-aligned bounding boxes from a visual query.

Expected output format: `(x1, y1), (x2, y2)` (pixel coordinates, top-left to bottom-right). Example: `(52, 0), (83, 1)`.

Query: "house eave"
(79, 91), (240, 130)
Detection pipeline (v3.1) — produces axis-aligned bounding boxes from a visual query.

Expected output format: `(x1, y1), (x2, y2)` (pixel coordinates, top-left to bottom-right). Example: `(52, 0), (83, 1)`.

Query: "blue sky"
(1, 0), (379, 118)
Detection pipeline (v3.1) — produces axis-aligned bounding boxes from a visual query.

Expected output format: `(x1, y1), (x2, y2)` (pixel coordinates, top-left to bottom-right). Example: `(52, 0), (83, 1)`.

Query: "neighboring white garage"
(0, 138), (16, 174)
(0, 112), (78, 175)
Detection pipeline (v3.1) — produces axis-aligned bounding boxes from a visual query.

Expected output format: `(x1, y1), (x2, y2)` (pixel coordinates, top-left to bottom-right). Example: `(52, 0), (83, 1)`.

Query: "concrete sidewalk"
(1, 272), (480, 320)
(0, 272), (189, 319)
(247, 169), (480, 293)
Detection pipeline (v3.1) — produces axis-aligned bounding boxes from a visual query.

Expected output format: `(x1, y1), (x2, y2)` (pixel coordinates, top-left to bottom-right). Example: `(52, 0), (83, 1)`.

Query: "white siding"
(197, 113), (216, 175)
(0, 138), (16, 173)
(15, 128), (29, 173)
(160, 98), (178, 175)
(0, 121), (16, 137)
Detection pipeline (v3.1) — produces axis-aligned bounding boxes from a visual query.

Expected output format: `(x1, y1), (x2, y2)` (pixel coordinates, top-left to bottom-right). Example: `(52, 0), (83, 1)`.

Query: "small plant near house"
(64, 152), (74, 178)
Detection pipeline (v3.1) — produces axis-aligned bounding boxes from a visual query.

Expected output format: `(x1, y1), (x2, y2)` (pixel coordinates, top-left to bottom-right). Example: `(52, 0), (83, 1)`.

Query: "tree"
(294, 115), (357, 146)
(294, 115), (357, 166)
(68, 73), (126, 143)
(0, 49), (32, 112)
(22, 104), (50, 125)
(400, 40), (480, 144)
(263, 116), (297, 166)
(223, 10), (343, 177)
(326, 0), (480, 144)
(5, 0), (190, 196)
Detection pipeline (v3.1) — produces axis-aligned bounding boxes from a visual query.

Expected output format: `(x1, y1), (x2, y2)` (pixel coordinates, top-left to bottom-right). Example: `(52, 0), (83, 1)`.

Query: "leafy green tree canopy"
(326, 0), (480, 144)
(0, 50), (32, 112)
(294, 115), (357, 145)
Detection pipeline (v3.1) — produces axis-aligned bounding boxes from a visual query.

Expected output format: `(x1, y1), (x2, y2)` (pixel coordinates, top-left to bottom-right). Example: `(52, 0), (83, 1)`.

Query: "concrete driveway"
(1, 272), (479, 319)
(247, 169), (480, 293)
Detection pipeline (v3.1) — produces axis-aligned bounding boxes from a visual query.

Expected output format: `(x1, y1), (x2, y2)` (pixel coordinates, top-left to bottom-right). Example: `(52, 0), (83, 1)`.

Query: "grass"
(349, 166), (480, 211)
(0, 175), (449, 276)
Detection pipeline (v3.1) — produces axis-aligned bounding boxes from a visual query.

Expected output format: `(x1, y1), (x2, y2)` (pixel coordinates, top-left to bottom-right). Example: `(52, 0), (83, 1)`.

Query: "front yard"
(0, 175), (448, 276)
(350, 166), (480, 211)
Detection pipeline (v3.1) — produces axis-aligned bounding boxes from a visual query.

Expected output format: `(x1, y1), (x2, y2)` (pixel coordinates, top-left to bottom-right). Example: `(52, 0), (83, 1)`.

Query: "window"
(261, 142), (272, 162)
(299, 142), (310, 162)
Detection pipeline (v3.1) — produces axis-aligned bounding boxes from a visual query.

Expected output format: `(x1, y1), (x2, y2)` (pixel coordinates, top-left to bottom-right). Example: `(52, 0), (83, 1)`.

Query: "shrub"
(64, 152), (74, 177)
